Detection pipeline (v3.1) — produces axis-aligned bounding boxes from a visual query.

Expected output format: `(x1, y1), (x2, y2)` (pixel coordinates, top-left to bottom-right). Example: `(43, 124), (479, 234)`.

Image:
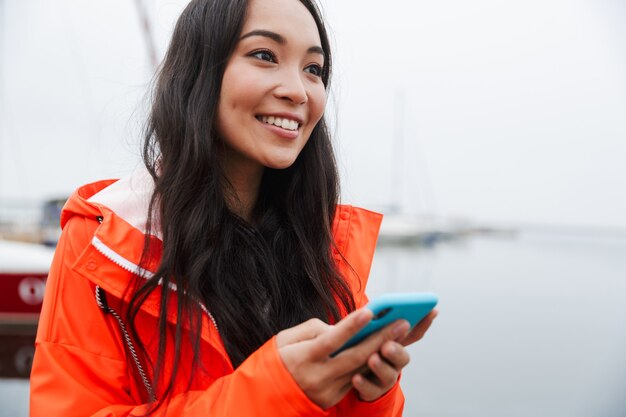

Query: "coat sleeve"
(337, 383), (405, 417)
(31, 341), (330, 417)
(30, 216), (329, 417)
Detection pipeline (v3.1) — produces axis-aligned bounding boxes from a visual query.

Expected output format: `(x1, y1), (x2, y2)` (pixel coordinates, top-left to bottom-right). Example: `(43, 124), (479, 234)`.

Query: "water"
(370, 231), (626, 417)
(2, 231), (625, 417)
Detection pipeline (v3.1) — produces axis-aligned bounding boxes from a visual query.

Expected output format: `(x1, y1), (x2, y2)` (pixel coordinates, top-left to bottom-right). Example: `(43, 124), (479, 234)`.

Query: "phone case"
(333, 292), (438, 356)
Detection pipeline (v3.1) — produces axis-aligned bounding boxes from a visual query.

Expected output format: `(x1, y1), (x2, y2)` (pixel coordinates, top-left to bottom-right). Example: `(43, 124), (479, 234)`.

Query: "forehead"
(242, 0), (322, 46)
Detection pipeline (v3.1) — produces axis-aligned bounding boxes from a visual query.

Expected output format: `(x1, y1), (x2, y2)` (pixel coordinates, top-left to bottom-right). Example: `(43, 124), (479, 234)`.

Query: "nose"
(274, 68), (308, 105)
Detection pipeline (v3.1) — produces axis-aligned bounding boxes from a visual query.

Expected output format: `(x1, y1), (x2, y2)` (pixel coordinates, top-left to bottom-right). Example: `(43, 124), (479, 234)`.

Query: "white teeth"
(259, 115), (300, 131)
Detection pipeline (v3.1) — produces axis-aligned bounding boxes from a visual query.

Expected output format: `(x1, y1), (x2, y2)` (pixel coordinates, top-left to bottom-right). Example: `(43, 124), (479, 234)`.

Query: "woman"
(29, 0), (437, 415)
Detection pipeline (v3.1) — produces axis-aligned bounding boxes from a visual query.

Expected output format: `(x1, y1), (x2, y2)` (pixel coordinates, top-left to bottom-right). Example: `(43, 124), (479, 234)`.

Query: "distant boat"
(378, 214), (469, 246)
(0, 239), (54, 325)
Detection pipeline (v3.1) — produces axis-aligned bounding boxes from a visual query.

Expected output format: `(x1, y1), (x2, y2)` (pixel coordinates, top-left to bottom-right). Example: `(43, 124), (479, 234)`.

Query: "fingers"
(352, 342), (409, 402)
(399, 309), (438, 347)
(380, 340), (410, 370)
(352, 372), (382, 401)
(276, 318), (330, 348)
(364, 342), (409, 386)
(309, 308), (373, 357)
(352, 352), (400, 403)
(331, 319), (410, 375)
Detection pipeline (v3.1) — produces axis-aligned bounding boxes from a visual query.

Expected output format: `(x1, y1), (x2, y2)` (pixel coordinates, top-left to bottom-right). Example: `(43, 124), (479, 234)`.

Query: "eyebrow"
(239, 29), (325, 57)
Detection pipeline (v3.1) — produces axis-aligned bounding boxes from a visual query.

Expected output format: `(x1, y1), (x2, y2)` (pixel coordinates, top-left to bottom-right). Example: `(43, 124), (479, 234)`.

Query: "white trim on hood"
(91, 235), (155, 279)
(87, 165), (162, 240)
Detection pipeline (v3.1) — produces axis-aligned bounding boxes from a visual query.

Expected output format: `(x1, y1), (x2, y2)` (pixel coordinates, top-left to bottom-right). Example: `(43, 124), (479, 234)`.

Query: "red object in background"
(0, 331), (36, 378)
(0, 240), (53, 378)
(0, 273), (47, 324)
(0, 240), (54, 325)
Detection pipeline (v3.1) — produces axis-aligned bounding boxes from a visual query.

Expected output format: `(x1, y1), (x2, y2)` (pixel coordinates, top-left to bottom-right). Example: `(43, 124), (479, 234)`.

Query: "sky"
(1, 0), (625, 230)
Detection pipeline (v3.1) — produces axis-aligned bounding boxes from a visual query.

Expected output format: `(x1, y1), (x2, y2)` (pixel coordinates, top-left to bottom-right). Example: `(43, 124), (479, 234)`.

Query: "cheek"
(218, 85), (246, 118)
(308, 86), (327, 126)
(219, 66), (265, 116)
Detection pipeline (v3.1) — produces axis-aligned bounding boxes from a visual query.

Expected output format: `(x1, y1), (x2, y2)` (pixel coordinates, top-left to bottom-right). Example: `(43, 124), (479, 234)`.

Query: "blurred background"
(0, 0), (625, 416)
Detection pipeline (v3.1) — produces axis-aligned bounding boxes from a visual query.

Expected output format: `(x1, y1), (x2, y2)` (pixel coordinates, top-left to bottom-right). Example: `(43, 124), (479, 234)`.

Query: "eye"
(249, 49), (277, 63)
(304, 63), (323, 77)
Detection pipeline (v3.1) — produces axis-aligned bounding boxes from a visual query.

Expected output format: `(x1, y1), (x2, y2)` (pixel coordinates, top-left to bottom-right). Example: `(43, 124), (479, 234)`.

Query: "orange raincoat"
(30, 168), (404, 416)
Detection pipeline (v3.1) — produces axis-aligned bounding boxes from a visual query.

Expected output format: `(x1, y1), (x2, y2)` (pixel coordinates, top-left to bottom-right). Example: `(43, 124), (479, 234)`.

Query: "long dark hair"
(126, 0), (355, 405)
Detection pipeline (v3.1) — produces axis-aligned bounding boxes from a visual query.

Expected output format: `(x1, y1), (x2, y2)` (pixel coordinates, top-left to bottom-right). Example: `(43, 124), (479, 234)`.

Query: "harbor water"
(1, 230), (625, 416)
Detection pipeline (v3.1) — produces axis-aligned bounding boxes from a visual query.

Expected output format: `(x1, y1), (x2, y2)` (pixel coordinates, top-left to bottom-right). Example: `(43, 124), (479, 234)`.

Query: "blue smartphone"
(333, 292), (438, 356)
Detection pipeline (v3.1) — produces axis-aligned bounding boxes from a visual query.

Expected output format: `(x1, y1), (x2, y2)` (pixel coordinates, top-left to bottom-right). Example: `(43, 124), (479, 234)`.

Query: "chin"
(265, 160), (297, 170)
(262, 153), (301, 170)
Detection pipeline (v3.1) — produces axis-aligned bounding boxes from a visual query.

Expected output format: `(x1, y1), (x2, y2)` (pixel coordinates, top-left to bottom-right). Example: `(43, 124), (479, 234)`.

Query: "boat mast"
(391, 89), (405, 214)
(0, 0), (5, 201)
(133, 0), (158, 71)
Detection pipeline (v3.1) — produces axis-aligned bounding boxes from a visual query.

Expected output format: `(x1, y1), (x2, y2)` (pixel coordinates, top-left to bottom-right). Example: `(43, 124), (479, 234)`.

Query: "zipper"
(93, 216), (219, 331)
(95, 285), (156, 402)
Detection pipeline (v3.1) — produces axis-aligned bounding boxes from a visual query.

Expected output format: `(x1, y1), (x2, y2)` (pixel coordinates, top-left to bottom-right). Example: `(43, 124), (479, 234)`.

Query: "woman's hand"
(398, 309), (438, 347)
(276, 308), (411, 410)
(351, 309), (438, 402)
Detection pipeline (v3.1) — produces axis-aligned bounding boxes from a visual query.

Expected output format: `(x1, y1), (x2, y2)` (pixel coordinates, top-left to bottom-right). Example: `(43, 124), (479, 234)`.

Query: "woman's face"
(216, 0), (327, 180)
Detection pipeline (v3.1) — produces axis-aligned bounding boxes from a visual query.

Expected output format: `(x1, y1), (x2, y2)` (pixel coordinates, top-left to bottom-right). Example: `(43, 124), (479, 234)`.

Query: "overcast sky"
(1, 0), (625, 229)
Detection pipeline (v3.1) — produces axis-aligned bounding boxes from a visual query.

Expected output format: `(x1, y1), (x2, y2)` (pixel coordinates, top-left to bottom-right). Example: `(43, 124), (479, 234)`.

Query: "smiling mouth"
(256, 115), (300, 131)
